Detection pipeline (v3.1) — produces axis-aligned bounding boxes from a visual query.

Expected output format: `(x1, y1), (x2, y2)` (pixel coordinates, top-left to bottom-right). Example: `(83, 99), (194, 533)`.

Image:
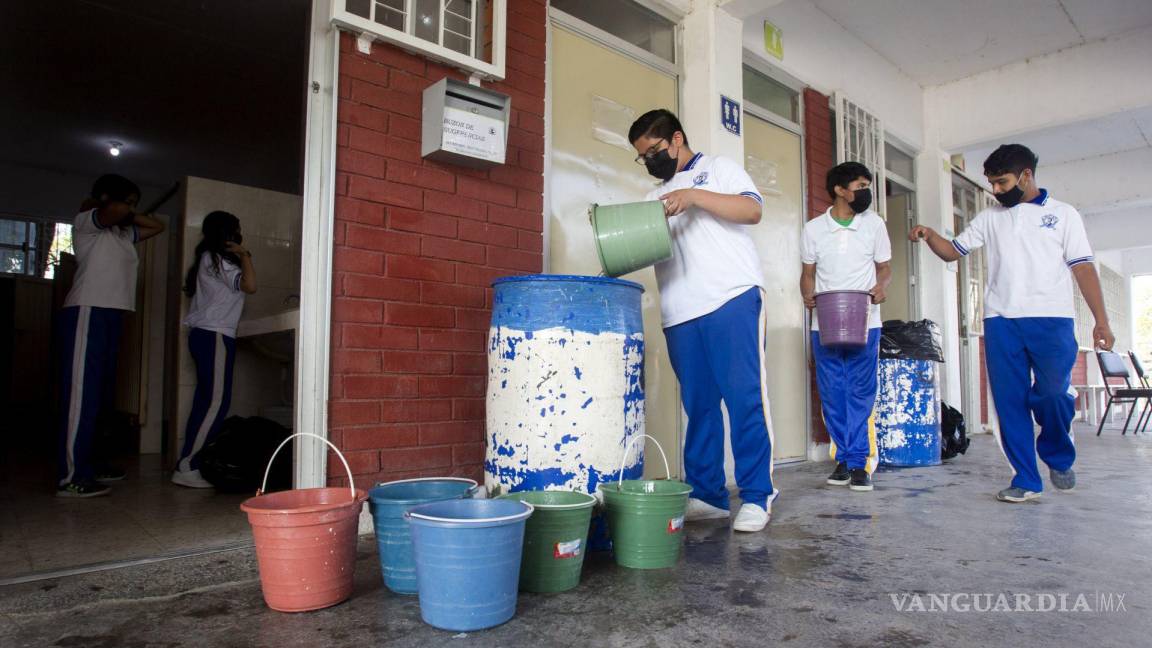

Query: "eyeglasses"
(634, 139), (669, 166)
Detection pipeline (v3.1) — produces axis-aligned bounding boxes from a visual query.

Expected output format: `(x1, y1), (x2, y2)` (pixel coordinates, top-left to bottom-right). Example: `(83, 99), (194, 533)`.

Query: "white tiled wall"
(174, 177), (302, 449)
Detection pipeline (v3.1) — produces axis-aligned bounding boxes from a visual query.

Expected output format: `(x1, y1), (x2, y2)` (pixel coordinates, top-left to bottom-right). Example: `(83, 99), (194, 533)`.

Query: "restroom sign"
(721, 96), (741, 136)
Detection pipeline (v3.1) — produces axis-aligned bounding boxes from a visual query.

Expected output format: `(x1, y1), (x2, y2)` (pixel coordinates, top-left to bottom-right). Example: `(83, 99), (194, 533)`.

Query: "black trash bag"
(198, 416), (293, 493)
(940, 402), (970, 460)
(879, 319), (945, 362)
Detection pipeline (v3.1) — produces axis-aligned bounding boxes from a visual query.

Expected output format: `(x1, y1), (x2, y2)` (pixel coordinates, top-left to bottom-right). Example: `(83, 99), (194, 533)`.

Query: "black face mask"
(644, 148), (679, 182)
(849, 188), (872, 214)
(994, 184), (1024, 208)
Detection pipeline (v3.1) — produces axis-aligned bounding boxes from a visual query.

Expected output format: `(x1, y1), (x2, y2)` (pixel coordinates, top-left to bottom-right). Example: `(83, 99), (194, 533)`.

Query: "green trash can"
(589, 201), (673, 277)
(498, 490), (596, 593)
(599, 435), (691, 570)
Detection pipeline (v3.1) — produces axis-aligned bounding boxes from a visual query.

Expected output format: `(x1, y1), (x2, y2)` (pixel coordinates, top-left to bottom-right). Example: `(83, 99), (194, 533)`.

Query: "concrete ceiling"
(0, 0), (311, 202)
(962, 105), (1152, 170)
(803, 0), (1152, 86)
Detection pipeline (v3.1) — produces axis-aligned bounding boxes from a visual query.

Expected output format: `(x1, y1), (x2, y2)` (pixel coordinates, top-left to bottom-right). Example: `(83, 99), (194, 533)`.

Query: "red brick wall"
(327, 2), (547, 488)
(804, 88), (834, 444)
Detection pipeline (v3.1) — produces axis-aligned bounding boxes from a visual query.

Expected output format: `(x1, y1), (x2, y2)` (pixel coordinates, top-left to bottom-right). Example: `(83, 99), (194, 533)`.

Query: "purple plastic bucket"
(814, 290), (871, 349)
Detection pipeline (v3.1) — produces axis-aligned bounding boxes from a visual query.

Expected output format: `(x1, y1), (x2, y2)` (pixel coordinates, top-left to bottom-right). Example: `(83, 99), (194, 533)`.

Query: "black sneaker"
(849, 469), (873, 492)
(95, 466), (127, 482)
(56, 481), (111, 498)
(826, 462), (850, 486)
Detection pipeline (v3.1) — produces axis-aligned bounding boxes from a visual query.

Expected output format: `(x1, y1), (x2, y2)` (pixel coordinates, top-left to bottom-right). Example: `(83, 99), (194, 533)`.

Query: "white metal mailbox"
(421, 78), (511, 168)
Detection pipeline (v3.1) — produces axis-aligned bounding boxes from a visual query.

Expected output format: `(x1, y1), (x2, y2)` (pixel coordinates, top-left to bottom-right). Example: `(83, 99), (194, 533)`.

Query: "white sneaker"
(684, 497), (730, 521)
(732, 503), (769, 533)
(171, 469), (214, 489)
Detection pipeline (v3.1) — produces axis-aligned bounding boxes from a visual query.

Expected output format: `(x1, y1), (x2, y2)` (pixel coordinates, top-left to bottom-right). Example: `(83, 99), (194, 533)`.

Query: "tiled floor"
(0, 453), (251, 579)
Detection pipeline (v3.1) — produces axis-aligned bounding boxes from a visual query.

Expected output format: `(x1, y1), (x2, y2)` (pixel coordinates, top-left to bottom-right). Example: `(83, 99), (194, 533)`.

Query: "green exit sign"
(764, 20), (783, 60)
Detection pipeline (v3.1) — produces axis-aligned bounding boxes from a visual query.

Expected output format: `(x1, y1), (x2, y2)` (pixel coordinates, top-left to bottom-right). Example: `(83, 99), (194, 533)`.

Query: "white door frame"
(295, 0), (340, 488)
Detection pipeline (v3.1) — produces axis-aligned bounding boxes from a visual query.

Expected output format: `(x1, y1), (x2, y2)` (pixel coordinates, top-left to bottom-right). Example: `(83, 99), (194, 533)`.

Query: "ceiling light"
(108, 141), (122, 157)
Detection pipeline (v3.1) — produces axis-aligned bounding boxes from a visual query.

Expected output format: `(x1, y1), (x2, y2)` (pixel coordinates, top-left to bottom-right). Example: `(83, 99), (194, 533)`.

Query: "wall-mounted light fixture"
(108, 141), (122, 157)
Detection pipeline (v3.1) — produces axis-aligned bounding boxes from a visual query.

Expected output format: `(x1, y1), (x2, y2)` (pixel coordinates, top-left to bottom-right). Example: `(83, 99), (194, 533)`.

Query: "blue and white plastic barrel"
(875, 358), (942, 466)
(485, 274), (646, 508)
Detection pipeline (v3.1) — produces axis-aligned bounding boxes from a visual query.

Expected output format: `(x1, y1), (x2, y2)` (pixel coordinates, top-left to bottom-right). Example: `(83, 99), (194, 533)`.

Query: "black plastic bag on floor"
(198, 416), (292, 493)
(941, 402), (970, 460)
(879, 319), (945, 362)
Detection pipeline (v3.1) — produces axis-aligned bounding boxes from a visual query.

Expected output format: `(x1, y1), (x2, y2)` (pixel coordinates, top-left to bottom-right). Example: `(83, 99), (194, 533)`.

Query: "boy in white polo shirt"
(911, 144), (1114, 503)
(57, 174), (165, 497)
(628, 109), (777, 533)
(801, 162), (891, 493)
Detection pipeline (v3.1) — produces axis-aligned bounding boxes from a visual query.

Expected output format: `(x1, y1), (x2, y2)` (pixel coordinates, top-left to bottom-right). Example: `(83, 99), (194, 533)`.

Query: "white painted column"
(679, 2), (745, 162)
(917, 89), (963, 407)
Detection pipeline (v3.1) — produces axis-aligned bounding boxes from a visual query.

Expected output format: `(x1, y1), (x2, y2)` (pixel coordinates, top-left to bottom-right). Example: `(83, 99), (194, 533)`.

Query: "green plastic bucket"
(589, 201), (673, 277)
(497, 490), (596, 593)
(598, 435), (691, 570)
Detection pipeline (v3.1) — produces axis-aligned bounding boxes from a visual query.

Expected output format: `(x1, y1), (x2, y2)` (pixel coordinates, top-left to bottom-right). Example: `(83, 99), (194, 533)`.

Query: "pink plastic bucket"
(814, 290), (871, 349)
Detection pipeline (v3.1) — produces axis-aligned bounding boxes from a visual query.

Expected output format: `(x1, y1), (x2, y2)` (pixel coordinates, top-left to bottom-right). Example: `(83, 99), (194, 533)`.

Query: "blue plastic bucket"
(406, 498), (534, 632)
(875, 358), (942, 466)
(367, 477), (478, 594)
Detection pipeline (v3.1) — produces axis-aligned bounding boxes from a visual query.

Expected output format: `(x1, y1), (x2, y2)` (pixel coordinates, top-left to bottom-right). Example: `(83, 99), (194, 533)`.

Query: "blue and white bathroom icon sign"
(721, 95), (741, 136)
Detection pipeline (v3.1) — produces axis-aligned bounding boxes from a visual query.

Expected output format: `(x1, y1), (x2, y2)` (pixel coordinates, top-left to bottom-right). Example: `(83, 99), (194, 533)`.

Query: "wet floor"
(2, 423), (1150, 647)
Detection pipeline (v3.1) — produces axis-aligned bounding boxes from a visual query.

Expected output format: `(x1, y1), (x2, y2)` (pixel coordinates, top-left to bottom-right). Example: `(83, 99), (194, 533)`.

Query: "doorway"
(545, 8), (683, 476)
(742, 111), (808, 462)
(0, 0), (312, 579)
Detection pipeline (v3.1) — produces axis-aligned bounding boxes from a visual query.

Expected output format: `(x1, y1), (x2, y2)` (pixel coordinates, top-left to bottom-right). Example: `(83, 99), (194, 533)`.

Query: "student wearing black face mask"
(800, 162), (892, 493)
(910, 144), (1114, 504)
(628, 109), (776, 533)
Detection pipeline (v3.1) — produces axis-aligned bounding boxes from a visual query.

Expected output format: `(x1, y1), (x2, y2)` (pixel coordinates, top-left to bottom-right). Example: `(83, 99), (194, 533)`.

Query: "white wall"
(738, 0), (925, 149)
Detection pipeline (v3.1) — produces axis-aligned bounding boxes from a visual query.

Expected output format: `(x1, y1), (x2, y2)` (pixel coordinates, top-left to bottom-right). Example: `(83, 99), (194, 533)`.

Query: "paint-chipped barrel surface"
(876, 358), (942, 466)
(485, 275), (646, 496)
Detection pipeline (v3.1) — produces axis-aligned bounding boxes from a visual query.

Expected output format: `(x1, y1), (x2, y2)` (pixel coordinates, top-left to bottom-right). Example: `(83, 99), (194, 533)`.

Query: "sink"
(236, 309), (298, 338)
(237, 309), (298, 362)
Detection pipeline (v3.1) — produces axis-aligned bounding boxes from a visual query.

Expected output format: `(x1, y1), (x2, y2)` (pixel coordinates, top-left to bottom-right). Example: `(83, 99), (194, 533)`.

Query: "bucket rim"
(497, 490), (597, 510)
(407, 500), (535, 524)
(813, 289), (872, 296)
(368, 477), (479, 503)
(599, 480), (693, 496)
(491, 274), (643, 291)
(240, 486), (367, 515)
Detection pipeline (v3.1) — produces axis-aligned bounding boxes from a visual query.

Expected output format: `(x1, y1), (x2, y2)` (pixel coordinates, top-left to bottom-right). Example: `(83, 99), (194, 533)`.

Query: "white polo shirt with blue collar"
(644, 153), (765, 328)
(801, 208), (892, 330)
(63, 209), (140, 311)
(951, 189), (1093, 319)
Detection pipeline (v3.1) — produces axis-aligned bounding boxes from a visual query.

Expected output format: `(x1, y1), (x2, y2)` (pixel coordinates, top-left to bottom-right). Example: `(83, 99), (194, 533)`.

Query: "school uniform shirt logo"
(692, 172), (709, 187)
(1040, 214), (1058, 229)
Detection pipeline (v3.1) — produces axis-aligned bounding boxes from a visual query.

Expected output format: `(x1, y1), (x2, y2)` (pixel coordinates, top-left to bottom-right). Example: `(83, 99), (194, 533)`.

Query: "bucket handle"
(258, 432), (356, 501)
(617, 433), (671, 486)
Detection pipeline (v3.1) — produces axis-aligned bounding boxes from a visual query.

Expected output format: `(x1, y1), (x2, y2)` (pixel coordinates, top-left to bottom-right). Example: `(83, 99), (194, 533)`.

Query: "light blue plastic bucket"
(406, 498), (534, 632)
(367, 477), (478, 594)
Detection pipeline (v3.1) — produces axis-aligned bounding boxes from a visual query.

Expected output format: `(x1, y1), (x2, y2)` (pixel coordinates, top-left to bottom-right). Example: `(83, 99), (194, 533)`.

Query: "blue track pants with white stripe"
(178, 328), (237, 472)
(664, 287), (777, 510)
(811, 327), (881, 471)
(57, 306), (124, 486)
(984, 316), (1077, 493)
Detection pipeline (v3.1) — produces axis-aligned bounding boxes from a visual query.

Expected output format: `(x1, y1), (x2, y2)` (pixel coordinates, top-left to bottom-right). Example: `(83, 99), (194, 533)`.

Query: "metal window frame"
(0, 217), (38, 276)
(547, 4), (679, 75)
(741, 53), (804, 130)
(834, 93), (887, 219)
(331, 0), (507, 80)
